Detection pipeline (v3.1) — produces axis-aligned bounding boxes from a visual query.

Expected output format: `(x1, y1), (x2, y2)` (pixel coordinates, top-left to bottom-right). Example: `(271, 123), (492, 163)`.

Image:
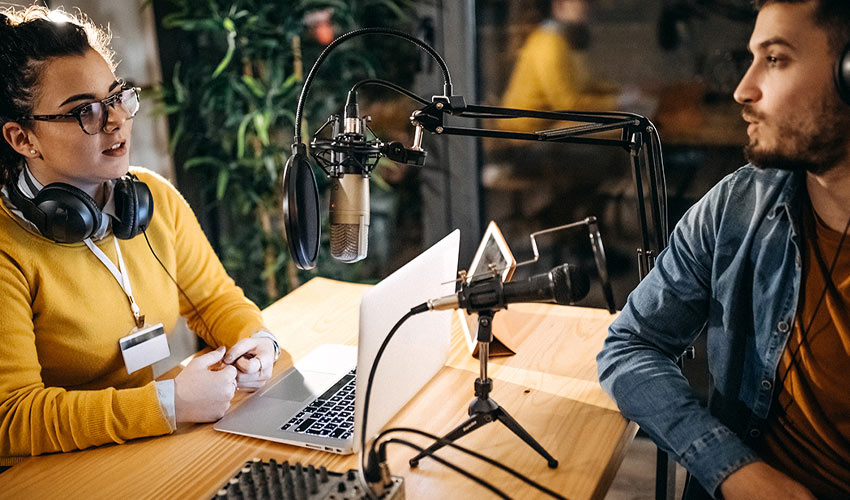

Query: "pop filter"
(282, 143), (321, 270)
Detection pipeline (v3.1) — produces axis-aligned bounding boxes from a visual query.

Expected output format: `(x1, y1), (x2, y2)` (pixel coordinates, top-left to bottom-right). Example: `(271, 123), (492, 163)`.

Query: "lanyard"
(84, 237), (145, 328)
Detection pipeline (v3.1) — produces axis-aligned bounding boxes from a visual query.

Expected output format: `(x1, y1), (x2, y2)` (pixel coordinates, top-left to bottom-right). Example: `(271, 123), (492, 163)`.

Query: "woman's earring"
(29, 150), (36, 155)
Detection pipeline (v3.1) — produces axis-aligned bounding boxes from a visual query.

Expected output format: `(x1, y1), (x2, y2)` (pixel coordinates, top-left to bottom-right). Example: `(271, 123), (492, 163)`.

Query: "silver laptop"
(215, 230), (460, 454)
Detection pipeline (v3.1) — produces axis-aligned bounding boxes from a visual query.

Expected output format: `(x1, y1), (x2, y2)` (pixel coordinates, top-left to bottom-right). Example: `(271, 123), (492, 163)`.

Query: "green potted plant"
(154, 0), (417, 306)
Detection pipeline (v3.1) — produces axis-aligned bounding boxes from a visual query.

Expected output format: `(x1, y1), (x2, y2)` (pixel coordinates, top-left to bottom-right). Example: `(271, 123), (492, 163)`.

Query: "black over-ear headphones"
(7, 171), (154, 243)
(835, 42), (850, 105)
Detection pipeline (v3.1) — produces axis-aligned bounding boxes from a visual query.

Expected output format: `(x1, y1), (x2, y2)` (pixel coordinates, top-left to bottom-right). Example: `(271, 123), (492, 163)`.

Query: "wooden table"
(0, 277), (636, 499)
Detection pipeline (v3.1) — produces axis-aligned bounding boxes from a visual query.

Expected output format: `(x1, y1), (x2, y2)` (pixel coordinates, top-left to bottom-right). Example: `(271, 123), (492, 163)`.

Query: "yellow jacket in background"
(501, 22), (618, 132)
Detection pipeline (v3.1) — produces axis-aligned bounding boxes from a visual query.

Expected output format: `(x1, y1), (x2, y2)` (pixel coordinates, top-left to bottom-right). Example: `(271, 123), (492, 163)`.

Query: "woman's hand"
(174, 346), (237, 423)
(224, 336), (275, 392)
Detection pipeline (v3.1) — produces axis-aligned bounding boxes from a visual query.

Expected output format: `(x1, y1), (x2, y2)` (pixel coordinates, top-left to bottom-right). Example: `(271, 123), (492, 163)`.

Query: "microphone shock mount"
(310, 113), (427, 180)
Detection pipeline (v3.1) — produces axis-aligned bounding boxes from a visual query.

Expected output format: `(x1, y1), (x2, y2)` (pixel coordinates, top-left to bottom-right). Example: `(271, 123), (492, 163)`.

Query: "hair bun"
(0, 12), (12, 32)
(0, 13), (14, 64)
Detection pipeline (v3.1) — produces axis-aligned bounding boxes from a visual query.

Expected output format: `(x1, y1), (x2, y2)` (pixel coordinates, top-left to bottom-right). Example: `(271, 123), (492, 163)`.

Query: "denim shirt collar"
(766, 167), (806, 237)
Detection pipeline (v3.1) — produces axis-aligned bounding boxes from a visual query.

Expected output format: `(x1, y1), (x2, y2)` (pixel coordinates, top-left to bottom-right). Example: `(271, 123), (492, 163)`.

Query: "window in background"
(475, 0), (751, 308)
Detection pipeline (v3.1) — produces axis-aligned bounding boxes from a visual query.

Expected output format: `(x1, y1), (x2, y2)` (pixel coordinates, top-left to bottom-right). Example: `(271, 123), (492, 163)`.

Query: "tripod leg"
(493, 406), (559, 468)
(409, 413), (490, 467)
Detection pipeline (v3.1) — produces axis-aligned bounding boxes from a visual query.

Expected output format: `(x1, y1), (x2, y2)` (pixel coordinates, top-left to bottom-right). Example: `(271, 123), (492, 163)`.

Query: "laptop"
(215, 230), (460, 454)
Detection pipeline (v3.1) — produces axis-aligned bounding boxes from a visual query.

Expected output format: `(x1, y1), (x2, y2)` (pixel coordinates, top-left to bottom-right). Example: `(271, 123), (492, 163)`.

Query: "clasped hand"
(173, 337), (276, 423)
(224, 336), (276, 391)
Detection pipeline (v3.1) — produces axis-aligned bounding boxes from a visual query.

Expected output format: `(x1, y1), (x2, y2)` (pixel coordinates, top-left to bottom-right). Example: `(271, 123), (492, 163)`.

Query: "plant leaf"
(212, 24), (237, 78)
(168, 118), (184, 153)
(171, 62), (186, 104)
(236, 112), (255, 159)
(183, 156), (227, 170)
(253, 111), (271, 146)
(216, 168), (230, 199)
(241, 75), (266, 98)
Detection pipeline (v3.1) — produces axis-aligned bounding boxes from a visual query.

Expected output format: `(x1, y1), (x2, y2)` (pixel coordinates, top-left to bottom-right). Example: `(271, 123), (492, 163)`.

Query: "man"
(597, 1), (850, 499)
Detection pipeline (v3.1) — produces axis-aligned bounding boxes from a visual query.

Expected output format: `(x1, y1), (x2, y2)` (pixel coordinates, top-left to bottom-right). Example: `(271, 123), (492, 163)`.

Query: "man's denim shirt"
(597, 165), (805, 497)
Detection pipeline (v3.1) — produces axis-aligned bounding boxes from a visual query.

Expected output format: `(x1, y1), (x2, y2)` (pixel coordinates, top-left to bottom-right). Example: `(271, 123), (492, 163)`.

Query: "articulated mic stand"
(409, 307), (558, 469)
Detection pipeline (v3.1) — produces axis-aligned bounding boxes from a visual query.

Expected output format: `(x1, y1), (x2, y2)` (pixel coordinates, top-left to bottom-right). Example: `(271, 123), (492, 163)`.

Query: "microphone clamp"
(427, 275), (507, 313)
(382, 141), (427, 167)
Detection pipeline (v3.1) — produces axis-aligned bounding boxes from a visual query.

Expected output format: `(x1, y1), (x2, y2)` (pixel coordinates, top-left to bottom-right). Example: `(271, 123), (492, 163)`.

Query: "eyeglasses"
(19, 86), (141, 135)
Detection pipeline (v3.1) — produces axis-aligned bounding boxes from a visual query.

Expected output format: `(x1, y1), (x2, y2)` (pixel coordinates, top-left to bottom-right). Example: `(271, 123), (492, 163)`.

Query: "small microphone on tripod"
(427, 263), (590, 313)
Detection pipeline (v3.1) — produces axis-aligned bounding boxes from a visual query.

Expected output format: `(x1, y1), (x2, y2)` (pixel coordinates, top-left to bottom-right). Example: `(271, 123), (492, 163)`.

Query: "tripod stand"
(409, 308), (559, 469)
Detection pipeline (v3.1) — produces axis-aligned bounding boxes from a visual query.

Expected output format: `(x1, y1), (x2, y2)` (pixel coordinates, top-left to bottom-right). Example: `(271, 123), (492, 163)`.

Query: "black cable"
(357, 305), (567, 499)
(142, 230), (213, 338)
(455, 110), (524, 119)
(547, 109), (646, 119)
(775, 206), (850, 414)
(380, 438), (511, 499)
(648, 119), (669, 243)
(295, 27), (453, 144)
(356, 304), (425, 499)
(372, 427), (568, 499)
(350, 79), (430, 106)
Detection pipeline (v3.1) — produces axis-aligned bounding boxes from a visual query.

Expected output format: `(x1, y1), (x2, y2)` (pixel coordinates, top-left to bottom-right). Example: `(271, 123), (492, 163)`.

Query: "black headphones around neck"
(7, 170), (154, 243)
(835, 42), (850, 105)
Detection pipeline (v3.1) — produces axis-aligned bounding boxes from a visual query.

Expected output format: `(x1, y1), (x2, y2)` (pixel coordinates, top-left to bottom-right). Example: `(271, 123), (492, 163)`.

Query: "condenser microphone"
(329, 93), (371, 262)
(427, 263), (590, 313)
(329, 172), (369, 262)
(291, 87), (427, 265)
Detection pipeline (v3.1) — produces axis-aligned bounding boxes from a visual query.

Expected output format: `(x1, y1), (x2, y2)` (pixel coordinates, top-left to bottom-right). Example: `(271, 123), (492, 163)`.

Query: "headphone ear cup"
(34, 183), (101, 243)
(134, 180), (153, 232)
(113, 175), (153, 239)
(835, 42), (850, 105)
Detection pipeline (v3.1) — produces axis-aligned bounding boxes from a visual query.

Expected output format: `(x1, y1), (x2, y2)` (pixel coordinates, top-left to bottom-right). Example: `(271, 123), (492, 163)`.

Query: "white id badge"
(119, 323), (170, 374)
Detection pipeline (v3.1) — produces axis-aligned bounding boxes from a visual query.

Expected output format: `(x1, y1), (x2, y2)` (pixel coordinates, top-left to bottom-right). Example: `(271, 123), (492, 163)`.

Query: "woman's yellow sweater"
(0, 168), (266, 464)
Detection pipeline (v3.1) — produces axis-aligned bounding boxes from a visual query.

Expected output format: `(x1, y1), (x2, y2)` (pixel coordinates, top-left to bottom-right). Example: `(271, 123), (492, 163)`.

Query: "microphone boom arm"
(409, 97), (668, 274)
(288, 27), (668, 282)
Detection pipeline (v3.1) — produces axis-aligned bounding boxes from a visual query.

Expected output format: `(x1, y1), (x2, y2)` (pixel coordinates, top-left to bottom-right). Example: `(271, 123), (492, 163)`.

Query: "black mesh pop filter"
(282, 144), (320, 270)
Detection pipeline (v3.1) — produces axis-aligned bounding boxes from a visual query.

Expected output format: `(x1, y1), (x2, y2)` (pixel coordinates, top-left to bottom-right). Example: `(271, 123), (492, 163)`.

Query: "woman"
(0, 6), (283, 464)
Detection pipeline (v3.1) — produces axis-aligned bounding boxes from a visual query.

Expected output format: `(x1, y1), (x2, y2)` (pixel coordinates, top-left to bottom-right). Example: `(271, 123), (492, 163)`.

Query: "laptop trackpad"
(262, 370), (340, 402)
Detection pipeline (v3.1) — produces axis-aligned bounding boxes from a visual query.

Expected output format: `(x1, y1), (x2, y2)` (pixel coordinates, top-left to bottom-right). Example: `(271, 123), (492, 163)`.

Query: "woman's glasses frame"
(18, 86), (141, 136)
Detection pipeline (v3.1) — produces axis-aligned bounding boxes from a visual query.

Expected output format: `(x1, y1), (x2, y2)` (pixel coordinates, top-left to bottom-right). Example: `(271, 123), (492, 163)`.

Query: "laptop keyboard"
(281, 369), (356, 440)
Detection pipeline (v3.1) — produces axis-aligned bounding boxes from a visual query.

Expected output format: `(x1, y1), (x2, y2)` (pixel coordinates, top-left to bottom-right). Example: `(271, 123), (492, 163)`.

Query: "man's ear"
(2, 121), (40, 159)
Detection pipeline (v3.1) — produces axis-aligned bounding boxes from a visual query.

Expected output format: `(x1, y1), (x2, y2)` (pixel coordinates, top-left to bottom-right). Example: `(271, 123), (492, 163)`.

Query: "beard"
(743, 93), (850, 175)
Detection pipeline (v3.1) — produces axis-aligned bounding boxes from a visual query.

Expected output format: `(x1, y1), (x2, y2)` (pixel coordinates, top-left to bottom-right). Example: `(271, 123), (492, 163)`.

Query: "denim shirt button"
(749, 428), (761, 438)
(778, 321), (789, 332)
(761, 379), (772, 390)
